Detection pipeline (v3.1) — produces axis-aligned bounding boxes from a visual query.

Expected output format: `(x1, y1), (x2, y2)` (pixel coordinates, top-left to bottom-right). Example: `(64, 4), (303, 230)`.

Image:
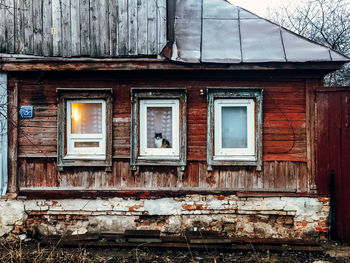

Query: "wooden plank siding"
(0, 0), (166, 57)
(18, 158), (306, 191)
(10, 73), (310, 192)
(0, 0), (6, 53)
(315, 89), (350, 243)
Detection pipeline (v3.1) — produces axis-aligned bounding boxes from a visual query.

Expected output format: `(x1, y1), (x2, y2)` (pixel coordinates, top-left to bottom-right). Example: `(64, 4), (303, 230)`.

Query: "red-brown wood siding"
(18, 158), (307, 191)
(315, 88), (350, 243)
(8, 72), (310, 192)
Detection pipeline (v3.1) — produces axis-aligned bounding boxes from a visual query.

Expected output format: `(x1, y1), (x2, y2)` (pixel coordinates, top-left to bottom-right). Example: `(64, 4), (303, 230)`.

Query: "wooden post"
(8, 80), (19, 193)
(306, 79), (319, 193)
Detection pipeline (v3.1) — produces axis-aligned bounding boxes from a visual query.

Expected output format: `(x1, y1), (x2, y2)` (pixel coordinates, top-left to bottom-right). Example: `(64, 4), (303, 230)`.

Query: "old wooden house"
(0, 0), (349, 243)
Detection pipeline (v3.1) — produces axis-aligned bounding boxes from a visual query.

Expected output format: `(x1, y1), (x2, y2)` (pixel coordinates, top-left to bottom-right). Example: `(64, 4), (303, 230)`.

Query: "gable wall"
(0, 0), (167, 57)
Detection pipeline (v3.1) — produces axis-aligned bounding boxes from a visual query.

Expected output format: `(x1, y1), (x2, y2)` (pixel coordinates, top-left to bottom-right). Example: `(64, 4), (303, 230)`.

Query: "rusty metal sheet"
(202, 19), (241, 63)
(173, 0), (202, 62)
(175, 0), (202, 19)
(282, 30), (331, 62)
(173, 20), (201, 62)
(240, 18), (285, 62)
(203, 0), (238, 19)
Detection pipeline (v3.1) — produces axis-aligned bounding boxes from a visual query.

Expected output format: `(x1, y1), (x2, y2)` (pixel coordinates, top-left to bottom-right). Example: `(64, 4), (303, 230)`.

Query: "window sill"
(208, 159), (262, 172)
(131, 158), (186, 171)
(64, 154), (106, 160)
(213, 155), (256, 161)
(57, 159), (112, 172)
(138, 155), (180, 160)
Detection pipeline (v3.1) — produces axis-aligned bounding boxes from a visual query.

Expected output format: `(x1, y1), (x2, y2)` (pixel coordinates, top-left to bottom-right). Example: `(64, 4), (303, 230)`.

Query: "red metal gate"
(316, 87), (350, 243)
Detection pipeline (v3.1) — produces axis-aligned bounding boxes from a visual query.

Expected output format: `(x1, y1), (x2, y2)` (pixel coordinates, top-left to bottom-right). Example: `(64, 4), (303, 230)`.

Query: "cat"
(154, 133), (171, 148)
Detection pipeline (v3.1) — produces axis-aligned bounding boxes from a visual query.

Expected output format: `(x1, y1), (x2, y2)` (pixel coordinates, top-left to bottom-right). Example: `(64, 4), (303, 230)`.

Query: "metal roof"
(167, 0), (350, 63)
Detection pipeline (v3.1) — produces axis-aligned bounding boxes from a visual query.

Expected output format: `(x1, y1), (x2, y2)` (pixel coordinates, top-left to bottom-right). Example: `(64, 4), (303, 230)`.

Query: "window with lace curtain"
(131, 89), (187, 170)
(139, 99), (179, 157)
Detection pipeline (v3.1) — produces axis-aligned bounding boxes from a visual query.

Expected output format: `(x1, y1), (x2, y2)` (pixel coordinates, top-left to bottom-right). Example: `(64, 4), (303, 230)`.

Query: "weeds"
(0, 235), (342, 263)
(0, 235), (102, 263)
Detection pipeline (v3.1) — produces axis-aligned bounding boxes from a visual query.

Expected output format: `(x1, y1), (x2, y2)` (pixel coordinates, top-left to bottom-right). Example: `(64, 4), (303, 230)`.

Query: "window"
(66, 100), (106, 159)
(131, 89), (186, 170)
(57, 89), (112, 170)
(139, 99), (179, 157)
(207, 88), (263, 171)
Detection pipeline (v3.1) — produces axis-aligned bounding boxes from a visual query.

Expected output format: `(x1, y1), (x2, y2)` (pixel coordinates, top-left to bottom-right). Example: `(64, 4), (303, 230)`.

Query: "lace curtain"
(146, 107), (172, 148)
(71, 103), (102, 134)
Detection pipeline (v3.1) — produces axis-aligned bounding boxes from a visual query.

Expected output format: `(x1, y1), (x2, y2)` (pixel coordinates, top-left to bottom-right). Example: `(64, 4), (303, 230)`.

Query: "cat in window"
(154, 133), (171, 148)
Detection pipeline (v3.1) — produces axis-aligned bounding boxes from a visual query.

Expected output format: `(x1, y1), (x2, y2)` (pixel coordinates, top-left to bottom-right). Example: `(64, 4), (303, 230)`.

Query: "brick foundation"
(0, 195), (330, 241)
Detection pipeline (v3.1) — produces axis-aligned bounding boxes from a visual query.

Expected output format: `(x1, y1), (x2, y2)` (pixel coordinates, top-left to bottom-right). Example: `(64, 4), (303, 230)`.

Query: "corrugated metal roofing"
(169, 0), (350, 63)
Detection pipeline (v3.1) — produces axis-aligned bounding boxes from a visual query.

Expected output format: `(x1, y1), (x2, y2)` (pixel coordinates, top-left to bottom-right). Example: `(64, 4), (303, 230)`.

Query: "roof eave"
(0, 57), (347, 73)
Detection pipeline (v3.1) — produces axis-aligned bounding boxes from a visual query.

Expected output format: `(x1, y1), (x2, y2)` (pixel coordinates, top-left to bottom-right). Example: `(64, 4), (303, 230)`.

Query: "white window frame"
(207, 88), (263, 171)
(65, 99), (106, 160)
(130, 89), (187, 170)
(139, 99), (180, 158)
(214, 99), (255, 161)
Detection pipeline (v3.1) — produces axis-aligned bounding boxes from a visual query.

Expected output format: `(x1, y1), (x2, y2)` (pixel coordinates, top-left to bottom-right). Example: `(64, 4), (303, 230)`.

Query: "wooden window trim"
(207, 88), (263, 171)
(57, 89), (113, 171)
(130, 88), (187, 171)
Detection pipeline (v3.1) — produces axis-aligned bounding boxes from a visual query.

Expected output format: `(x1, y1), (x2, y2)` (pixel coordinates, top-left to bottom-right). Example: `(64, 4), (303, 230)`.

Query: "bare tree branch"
(272, 0), (350, 86)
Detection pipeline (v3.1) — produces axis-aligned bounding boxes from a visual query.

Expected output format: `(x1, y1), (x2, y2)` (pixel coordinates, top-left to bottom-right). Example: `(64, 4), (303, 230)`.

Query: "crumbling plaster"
(0, 200), (27, 236)
(0, 195), (329, 240)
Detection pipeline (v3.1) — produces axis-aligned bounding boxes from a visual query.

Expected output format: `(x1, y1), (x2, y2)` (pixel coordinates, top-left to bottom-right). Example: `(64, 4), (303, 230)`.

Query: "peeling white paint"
(167, 216), (181, 233)
(206, 198), (227, 210)
(88, 216), (137, 234)
(144, 198), (181, 215)
(0, 195), (330, 240)
(0, 201), (26, 236)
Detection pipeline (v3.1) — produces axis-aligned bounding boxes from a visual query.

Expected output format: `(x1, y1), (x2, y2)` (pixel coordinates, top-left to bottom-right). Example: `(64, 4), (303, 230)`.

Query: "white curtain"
(71, 103), (102, 134)
(147, 107), (172, 148)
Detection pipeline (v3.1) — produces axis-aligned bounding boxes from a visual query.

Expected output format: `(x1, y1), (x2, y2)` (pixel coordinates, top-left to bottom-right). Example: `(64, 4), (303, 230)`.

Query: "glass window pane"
(147, 107), (172, 148)
(222, 106), (247, 148)
(74, 142), (100, 148)
(71, 103), (102, 134)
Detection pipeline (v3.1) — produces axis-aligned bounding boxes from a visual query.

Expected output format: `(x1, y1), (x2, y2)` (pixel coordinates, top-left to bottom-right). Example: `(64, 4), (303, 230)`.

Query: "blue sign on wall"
(20, 106), (34, 118)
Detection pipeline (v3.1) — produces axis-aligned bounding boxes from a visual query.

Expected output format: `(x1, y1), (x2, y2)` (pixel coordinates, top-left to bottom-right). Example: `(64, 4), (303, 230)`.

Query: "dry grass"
(0, 235), (347, 263)
(0, 235), (105, 263)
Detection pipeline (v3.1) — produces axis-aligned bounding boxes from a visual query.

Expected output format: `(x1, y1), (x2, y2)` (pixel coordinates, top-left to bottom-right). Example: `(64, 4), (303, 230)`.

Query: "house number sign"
(20, 106), (34, 118)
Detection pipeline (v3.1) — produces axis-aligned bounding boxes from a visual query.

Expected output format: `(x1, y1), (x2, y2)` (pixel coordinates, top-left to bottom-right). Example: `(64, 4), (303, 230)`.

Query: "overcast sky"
(228, 0), (302, 18)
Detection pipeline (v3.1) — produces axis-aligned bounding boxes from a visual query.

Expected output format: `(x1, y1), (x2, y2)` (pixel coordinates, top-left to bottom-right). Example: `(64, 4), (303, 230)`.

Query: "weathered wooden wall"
(0, 0), (167, 57)
(315, 87), (350, 242)
(18, 158), (308, 191)
(9, 72), (310, 192)
(315, 88), (350, 195)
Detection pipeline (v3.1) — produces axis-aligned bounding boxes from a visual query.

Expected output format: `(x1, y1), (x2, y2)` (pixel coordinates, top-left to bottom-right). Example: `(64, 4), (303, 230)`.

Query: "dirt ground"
(0, 237), (350, 263)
